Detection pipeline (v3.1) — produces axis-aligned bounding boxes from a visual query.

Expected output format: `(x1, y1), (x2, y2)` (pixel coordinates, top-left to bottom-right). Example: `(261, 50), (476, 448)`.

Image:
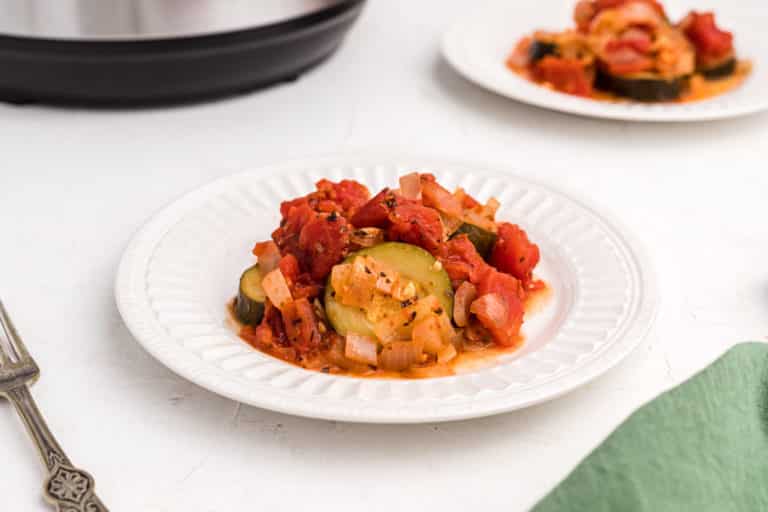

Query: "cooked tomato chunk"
(436, 234), (492, 286)
(489, 223), (540, 288)
(264, 302), (289, 347)
(472, 271), (525, 346)
(386, 202), (444, 252)
(352, 188), (445, 252)
(298, 212), (351, 281)
(279, 179), (369, 220)
(316, 179), (370, 217)
(533, 57), (593, 97)
(282, 298), (321, 353)
(240, 303), (297, 362)
(350, 188), (397, 228)
(602, 27), (656, 75)
(680, 11), (733, 61)
(420, 174), (463, 218)
(278, 254), (300, 284)
(273, 202), (314, 257)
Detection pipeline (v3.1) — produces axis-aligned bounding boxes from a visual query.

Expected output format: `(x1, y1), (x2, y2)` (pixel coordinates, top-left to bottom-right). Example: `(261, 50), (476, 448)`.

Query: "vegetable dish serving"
(232, 173), (545, 378)
(507, 0), (750, 102)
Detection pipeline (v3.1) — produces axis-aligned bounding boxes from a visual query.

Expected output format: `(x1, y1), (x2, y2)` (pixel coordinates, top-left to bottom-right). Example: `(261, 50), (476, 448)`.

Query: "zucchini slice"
(529, 40), (558, 63)
(324, 242), (453, 337)
(450, 223), (498, 260)
(700, 57), (736, 80)
(595, 69), (688, 101)
(234, 264), (266, 326)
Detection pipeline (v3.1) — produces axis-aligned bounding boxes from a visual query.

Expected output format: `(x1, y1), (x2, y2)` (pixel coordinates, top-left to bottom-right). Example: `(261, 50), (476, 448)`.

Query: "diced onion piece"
(412, 315), (444, 354)
(453, 281), (478, 327)
(350, 227), (385, 248)
(440, 213), (464, 237)
(485, 197), (500, 217)
(421, 179), (463, 217)
(329, 263), (355, 304)
(373, 316), (403, 343)
(392, 280), (416, 301)
(375, 273), (394, 295)
(351, 255), (379, 287)
(399, 172), (422, 200)
(345, 334), (379, 366)
(439, 315), (458, 344)
(326, 334), (370, 372)
(470, 293), (508, 327)
(252, 241), (281, 273)
(378, 340), (422, 371)
(437, 343), (457, 364)
(463, 210), (498, 233)
(464, 323), (494, 345)
(262, 268), (292, 310)
(341, 256), (377, 306)
(313, 298), (327, 321)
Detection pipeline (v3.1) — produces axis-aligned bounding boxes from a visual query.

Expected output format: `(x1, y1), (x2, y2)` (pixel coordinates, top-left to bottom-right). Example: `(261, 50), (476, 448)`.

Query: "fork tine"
(0, 300), (27, 362)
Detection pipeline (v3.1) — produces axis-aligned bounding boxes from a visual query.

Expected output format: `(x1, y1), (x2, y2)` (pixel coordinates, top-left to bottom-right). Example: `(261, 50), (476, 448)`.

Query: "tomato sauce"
(230, 281), (551, 379)
(510, 61), (751, 104)
(508, 2), (748, 104)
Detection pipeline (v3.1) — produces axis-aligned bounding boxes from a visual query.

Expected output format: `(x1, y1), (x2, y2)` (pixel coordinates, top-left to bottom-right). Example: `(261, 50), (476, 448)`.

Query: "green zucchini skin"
(529, 40), (558, 63)
(324, 242), (453, 337)
(235, 264), (266, 326)
(450, 223), (498, 260)
(700, 57), (736, 80)
(595, 69), (688, 101)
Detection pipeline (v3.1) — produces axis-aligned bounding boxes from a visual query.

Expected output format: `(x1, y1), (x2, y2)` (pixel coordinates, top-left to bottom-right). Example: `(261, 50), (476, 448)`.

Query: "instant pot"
(0, 0), (365, 105)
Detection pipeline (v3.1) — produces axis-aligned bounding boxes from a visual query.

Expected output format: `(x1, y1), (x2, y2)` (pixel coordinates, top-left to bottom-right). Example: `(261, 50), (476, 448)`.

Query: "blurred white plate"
(115, 155), (657, 423)
(442, 0), (768, 121)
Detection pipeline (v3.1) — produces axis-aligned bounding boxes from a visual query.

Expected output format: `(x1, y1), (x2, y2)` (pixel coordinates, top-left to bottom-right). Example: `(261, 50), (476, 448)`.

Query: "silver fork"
(0, 301), (108, 512)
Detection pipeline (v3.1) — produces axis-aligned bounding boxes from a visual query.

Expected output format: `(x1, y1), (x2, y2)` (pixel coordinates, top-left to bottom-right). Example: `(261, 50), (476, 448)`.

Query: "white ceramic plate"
(442, 0), (768, 122)
(115, 156), (657, 423)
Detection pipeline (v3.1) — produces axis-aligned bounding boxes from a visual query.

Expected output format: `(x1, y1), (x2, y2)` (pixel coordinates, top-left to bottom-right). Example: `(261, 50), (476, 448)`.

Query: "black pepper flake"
(402, 310), (418, 327)
(384, 197), (397, 209)
(519, 256), (525, 263)
(331, 291), (336, 297)
(385, 278), (392, 284)
(379, 272), (386, 278)
(400, 298), (414, 308)
(327, 211), (338, 222)
(364, 266), (372, 274)
(434, 307), (444, 315)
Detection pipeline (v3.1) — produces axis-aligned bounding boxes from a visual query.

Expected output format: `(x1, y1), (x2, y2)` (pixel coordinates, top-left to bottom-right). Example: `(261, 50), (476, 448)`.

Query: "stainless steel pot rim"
(0, 0), (348, 41)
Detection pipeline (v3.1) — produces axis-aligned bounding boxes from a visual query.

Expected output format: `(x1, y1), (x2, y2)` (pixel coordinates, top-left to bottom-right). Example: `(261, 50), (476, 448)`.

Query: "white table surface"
(1, 1), (767, 510)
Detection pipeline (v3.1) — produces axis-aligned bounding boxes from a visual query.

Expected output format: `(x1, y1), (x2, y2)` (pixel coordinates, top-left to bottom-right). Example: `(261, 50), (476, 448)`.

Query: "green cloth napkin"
(533, 342), (768, 512)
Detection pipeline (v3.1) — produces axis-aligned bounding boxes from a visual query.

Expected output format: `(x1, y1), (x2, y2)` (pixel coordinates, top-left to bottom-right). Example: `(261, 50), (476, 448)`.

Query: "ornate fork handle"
(6, 386), (108, 512)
